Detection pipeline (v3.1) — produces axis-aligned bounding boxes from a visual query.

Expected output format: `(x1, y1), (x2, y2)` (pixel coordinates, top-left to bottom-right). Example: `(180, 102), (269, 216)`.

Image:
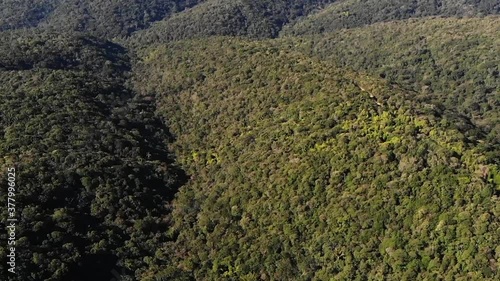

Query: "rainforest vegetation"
(0, 1), (499, 280)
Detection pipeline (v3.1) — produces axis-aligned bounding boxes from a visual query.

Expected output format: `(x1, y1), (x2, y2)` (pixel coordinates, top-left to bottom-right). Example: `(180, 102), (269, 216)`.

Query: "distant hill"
(1, 1), (499, 280)
(129, 0), (337, 43)
(0, 33), (185, 281)
(0, 0), (58, 31)
(0, 30), (129, 73)
(282, 0), (500, 36)
(0, 0), (338, 40)
(0, 0), (204, 38)
(283, 17), (500, 144)
(3, 0), (498, 41)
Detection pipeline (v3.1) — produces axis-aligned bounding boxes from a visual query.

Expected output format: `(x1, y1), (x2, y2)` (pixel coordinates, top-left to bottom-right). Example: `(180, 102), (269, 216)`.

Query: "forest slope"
(283, 0), (500, 35)
(283, 17), (500, 144)
(0, 33), (185, 281)
(0, 0), (204, 38)
(0, 2), (499, 281)
(133, 38), (500, 280)
(2, 0), (499, 41)
(129, 0), (337, 44)
(130, 0), (500, 44)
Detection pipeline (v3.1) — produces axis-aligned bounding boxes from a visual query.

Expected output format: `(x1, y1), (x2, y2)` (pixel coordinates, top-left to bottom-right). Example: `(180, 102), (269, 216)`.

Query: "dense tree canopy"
(284, 17), (500, 144)
(0, 1), (499, 280)
(0, 0), (204, 38)
(129, 0), (338, 43)
(133, 38), (500, 280)
(282, 0), (500, 35)
(0, 34), (185, 281)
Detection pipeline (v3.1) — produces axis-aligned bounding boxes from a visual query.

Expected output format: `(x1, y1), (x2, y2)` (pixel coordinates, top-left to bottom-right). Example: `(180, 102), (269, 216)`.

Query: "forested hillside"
(0, 0), (57, 31)
(0, 0), (204, 38)
(0, 0), (339, 40)
(3, 0), (499, 41)
(0, 1), (499, 281)
(0, 33), (185, 281)
(284, 17), (500, 144)
(133, 38), (500, 280)
(283, 0), (500, 35)
(129, 0), (337, 43)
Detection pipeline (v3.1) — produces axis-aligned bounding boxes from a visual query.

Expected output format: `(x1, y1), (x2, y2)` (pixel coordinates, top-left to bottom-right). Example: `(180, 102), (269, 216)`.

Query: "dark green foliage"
(0, 0), (204, 38)
(0, 0), (58, 31)
(129, 0), (338, 43)
(0, 34), (185, 281)
(3, 0), (499, 41)
(0, 30), (129, 73)
(0, 1), (499, 280)
(283, 0), (500, 35)
(132, 0), (500, 44)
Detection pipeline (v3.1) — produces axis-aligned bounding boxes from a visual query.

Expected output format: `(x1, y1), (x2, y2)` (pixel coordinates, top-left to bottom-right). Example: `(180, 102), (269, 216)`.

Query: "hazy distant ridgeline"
(282, 0), (500, 35)
(2, 0), (498, 40)
(0, 34), (184, 281)
(0, 0), (205, 37)
(284, 17), (500, 143)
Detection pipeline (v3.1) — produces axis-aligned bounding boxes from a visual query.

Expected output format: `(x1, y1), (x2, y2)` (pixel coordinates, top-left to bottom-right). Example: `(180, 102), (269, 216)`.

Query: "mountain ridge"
(0, 1), (499, 280)
(132, 37), (499, 280)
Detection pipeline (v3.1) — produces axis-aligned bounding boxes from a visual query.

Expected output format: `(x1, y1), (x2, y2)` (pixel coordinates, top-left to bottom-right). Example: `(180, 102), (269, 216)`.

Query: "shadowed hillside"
(282, 0), (500, 35)
(0, 0), (204, 38)
(0, 1), (499, 280)
(0, 34), (186, 281)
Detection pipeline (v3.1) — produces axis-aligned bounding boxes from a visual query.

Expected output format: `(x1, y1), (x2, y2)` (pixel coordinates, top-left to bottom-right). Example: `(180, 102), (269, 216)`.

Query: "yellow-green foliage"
(134, 38), (500, 280)
(283, 17), (500, 143)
